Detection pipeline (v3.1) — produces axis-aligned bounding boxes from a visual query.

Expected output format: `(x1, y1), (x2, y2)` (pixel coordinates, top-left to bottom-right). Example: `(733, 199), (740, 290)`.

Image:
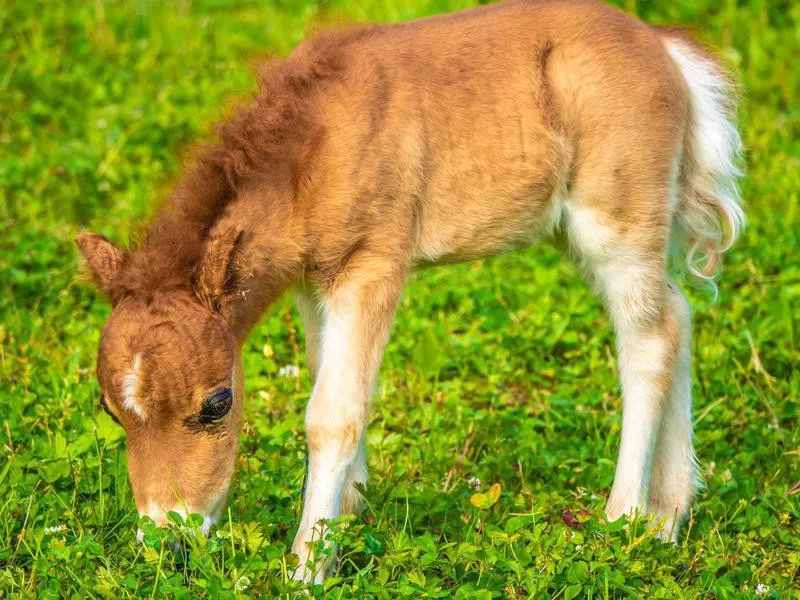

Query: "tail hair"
(662, 35), (745, 287)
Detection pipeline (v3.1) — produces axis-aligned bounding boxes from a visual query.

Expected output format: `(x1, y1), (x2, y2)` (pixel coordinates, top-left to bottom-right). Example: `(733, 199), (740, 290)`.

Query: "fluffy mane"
(108, 28), (372, 303)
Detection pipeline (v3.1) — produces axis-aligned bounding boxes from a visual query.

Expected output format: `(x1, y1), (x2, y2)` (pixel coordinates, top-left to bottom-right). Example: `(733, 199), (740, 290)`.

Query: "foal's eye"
(99, 393), (120, 424)
(200, 387), (233, 422)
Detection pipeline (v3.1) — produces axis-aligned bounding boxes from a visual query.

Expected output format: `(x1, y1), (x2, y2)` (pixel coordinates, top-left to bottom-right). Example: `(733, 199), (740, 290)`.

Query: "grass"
(1, 0), (798, 597)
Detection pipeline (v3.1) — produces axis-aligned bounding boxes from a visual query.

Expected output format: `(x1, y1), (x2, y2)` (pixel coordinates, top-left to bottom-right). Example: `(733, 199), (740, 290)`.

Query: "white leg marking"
(340, 435), (368, 516)
(649, 284), (697, 541)
(295, 287), (323, 379)
(565, 202), (675, 525)
(606, 325), (671, 521)
(292, 289), (371, 582)
(292, 270), (399, 583)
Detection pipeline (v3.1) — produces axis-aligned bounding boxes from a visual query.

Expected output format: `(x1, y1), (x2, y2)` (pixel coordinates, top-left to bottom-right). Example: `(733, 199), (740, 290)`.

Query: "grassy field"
(1, 0), (798, 597)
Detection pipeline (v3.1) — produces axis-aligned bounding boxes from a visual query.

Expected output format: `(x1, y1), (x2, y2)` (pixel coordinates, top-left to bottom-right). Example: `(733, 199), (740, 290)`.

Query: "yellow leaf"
(470, 492), (487, 508)
(143, 546), (160, 564)
(470, 483), (501, 509)
(487, 483), (501, 504)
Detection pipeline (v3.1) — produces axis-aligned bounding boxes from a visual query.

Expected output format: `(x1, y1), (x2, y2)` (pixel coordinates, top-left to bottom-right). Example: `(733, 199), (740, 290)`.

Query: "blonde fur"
(77, 1), (745, 583)
(663, 37), (745, 283)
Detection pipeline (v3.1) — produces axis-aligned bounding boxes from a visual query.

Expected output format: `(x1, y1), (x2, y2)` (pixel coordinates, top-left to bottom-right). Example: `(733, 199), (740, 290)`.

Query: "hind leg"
(606, 291), (680, 523)
(647, 281), (697, 541)
(566, 202), (680, 525)
(602, 267), (680, 523)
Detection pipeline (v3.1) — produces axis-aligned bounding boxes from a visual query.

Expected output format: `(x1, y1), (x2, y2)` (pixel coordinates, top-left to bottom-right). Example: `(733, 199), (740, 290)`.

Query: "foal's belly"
(405, 82), (569, 265)
(411, 158), (566, 266)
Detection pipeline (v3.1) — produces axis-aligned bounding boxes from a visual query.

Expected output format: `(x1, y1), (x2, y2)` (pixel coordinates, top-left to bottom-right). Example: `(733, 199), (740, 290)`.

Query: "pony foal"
(77, 0), (743, 583)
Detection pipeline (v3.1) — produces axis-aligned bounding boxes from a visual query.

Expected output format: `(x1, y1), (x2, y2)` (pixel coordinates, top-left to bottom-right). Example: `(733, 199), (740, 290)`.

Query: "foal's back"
(298, 0), (687, 267)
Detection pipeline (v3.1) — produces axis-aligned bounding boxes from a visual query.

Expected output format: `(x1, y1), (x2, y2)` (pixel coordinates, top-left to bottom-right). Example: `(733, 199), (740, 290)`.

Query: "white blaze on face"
(121, 353), (147, 421)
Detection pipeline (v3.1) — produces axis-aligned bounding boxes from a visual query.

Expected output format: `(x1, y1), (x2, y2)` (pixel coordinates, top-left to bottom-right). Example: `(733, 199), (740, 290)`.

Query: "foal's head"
(76, 231), (245, 534)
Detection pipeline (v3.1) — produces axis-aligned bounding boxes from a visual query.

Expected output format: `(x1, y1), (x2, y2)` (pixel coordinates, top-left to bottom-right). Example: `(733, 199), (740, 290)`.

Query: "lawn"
(1, 0), (798, 597)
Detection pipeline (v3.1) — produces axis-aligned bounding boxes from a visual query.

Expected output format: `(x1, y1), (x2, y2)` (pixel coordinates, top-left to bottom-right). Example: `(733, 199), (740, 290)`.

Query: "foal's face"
(96, 293), (243, 532)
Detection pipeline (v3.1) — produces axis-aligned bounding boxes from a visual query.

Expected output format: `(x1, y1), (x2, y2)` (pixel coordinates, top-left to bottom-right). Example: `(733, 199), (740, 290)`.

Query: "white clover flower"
(755, 583), (770, 596)
(44, 524), (66, 535)
(235, 575), (251, 592)
(278, 364), (300, 378)
(468, 477), (481, 491)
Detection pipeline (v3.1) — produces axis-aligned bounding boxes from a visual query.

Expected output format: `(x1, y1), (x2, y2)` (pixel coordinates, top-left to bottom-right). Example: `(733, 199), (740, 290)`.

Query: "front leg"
(295, 287), (369, 517)
(291, 255), (405, 583)
(294, 286), (322, 379)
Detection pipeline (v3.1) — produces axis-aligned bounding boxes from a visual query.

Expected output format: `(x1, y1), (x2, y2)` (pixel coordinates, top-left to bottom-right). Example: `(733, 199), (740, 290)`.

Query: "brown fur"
(76, 0), (740, 551)
(94, 291), (242, 514)
(103, 0), (691, 315)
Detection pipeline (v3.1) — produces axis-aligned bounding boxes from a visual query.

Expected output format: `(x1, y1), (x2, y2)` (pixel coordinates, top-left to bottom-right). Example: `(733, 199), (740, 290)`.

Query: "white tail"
(663, 37), (745, 283)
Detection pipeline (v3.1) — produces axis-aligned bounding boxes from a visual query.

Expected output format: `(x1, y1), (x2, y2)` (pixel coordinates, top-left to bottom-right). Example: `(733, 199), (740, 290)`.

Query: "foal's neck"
(128, 46), (332, 330)
(216, 184), (308, 341)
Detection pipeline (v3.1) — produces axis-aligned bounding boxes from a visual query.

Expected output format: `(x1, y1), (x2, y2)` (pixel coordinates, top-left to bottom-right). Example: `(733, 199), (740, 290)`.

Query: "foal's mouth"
(135, 489), (229, 543)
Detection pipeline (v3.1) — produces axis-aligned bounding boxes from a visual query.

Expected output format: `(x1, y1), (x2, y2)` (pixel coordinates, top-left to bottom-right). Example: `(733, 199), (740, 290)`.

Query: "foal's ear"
(75, 232), (124, 295)
(195, 228), (246, 315)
